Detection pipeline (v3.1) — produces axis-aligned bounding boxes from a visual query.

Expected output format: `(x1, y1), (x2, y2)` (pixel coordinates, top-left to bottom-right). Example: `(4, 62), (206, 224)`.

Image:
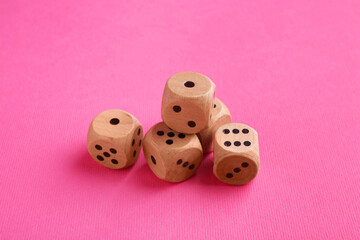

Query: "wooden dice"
(143, 122), (203, 182)
(197, 98), (232, 153)
(87, 109), (143, 169)
(161, 72), (215, 134)
(213, 123), (260, 185)
(85, 72), (261, 186)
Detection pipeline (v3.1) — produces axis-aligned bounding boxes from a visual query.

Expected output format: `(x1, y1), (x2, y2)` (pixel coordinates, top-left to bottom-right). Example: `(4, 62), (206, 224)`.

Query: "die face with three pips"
(161, 72), (215, 134)
(213, 123), (260, 185)
(143, 122), (203, 182)
(87, 109), (143, 169)
(197, 98), (232, 153)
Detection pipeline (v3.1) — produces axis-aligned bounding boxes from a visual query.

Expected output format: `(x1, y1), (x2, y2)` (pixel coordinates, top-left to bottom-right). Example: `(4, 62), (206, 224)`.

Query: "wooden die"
(213, 123), (260, 185)
(197, 98), (232, 153)
(161, 72), (215, 134)
(87, 109), (143, 169)
(143, 122), (203, 182)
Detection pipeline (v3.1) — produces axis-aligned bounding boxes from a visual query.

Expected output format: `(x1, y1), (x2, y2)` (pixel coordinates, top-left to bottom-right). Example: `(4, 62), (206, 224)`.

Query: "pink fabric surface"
(1, 0), (359, 239)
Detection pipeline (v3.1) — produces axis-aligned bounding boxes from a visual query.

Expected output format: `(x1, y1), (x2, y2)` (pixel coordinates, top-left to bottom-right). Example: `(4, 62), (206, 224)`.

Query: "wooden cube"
(87, 109), (143, 169)
(213, 123), (260, 185)
(161, 72), (215, 134)
(143, 122), (203, 182)
(197, 98), (232, 153)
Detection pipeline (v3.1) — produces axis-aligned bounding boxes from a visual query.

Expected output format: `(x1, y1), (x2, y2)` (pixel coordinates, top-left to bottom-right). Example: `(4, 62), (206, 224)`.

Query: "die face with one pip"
(143, 122), (203, 182)
(197, 98), (232, 153)
(87, 109), (143, 169)
(213, 123), (260, 185)
(161, 72), (215, 134)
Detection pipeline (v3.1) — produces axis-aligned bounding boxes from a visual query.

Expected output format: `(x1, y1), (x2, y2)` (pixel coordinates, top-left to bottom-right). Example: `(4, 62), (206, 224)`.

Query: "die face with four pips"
(161, 72), (215, 134)
(87, 109), (143, 169)
(213, 123), (260, 185)
(143, 122), (203, 182)
(197, 98), (232, 153)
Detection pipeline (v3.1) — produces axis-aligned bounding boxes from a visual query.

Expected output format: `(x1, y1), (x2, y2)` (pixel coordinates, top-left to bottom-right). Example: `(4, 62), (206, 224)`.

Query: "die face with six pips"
(161, 72), (215, 134)
(87, 109), (143, 169)
(197, 98), (232, 153)
(143, 122), (203, 182)
(213, 123), (260, 185)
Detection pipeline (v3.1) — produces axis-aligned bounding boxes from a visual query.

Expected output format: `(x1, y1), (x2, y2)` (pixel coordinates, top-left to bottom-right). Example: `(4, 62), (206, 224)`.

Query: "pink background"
(1, 0), (359, 239)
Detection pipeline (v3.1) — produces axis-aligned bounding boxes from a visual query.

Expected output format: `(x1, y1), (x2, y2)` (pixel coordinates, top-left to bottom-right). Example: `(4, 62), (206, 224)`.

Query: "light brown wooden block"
(87, 109), (143, 169)
(161, 72), (215, 134)
(197, 98), (232, 153)
(213, 123), (260, 185)
(143, 122), (203, 182)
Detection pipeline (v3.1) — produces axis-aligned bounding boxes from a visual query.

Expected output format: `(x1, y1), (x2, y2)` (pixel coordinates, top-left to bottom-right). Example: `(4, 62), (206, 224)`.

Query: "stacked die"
(86, 72), (260, 185)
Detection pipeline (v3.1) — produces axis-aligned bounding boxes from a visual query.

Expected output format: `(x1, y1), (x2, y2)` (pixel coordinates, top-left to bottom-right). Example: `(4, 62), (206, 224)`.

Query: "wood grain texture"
(161, 72), (215, 134)
(143, 122), (203, 182)
(87, 109), (143, 169)
(197, 98), (232, 153)
(213, 123), (260, 185)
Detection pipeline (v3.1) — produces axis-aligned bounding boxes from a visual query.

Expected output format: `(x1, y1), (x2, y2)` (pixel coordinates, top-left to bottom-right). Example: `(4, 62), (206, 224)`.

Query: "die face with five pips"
(213, 123), (260, 185)
(197, 98), (232, 153)
(161, 72), (215, 134)
(143, 122), (203, 182)
(87, 109), (143, 169)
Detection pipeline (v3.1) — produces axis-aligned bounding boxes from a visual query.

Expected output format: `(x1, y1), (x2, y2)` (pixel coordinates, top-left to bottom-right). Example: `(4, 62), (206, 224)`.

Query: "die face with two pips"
(87, 110), (143, 169)
(197, 98), (232, 153)
(213, 123), (260, 185)
(161, 72), (215, 134)
(143, 122), (203, 182)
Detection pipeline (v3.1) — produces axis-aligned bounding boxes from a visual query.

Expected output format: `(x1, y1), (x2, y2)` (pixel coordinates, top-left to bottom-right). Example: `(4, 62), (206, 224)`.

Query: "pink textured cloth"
(0, 0), (359, 239)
